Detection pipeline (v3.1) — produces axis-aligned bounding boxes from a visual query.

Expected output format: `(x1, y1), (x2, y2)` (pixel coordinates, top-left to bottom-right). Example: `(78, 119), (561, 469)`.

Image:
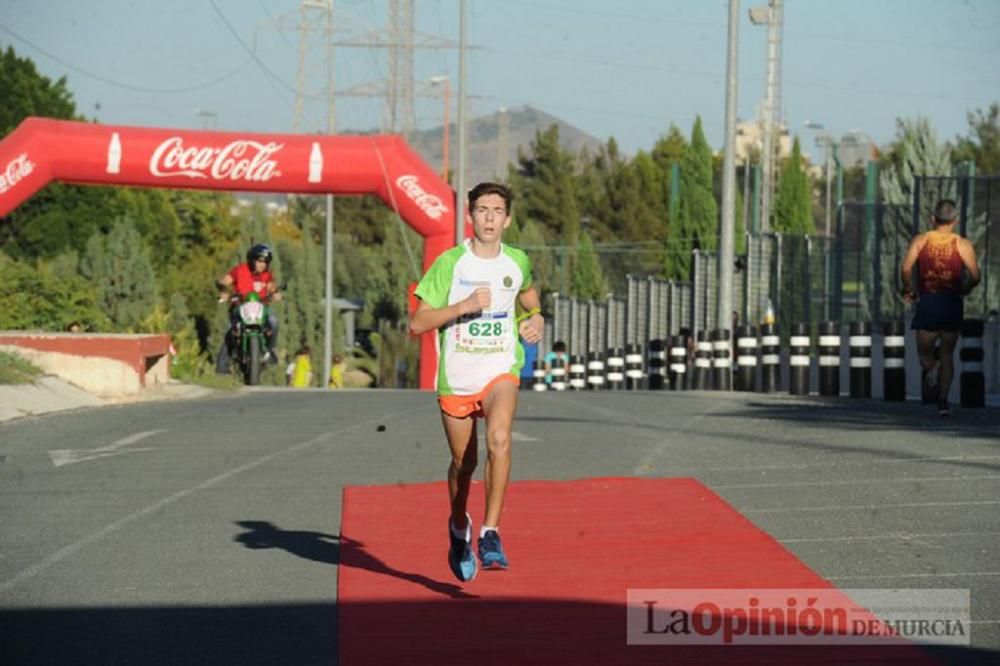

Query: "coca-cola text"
(150, 137), (283, 182)
(396, 174), (449, 220)
(0, 153), (35, 194)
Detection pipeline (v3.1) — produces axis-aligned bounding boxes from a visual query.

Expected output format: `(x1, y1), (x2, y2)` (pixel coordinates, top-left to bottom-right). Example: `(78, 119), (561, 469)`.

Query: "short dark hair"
(553, 340), (567, 352)
(468, 182), (513, 214)
(933, 199), (958, 224)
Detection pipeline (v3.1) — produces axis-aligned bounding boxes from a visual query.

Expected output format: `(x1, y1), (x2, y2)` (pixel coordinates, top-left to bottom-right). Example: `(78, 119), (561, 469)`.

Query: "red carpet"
(338, 477), (936, 664)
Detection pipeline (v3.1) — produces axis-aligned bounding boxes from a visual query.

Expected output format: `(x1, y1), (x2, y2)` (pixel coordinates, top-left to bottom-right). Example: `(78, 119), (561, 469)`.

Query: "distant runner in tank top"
(900, 199), (980, 416)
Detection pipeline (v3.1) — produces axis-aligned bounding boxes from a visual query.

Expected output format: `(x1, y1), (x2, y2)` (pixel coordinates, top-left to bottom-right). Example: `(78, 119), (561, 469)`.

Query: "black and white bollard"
(760, 323), (780, 393)
(818, 321), (840, 397)
(625, 343), (645, 390)
(568, 354), (587, 391)
(848, 321), (872, 399)
(735, 325), (758, 392)
(586, 351), (606, 390)
(693, 331), (711, 390)
(711, 329), (732, 391)
(550, 356), (567, 391)
(606, 347), (625, 390)
(960, 319), (985, 408)
(647, 339), (666, 390)
(532, 359), (548, 392)
(882, 320), (906, 401)
(789, 323), (811, 396)
(669, 335), (688, 390)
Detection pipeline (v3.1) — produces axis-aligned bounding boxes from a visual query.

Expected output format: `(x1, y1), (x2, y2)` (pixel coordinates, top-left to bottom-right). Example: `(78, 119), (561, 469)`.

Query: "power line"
(208, 0), (301, 97)
(0, 23), (252, 94)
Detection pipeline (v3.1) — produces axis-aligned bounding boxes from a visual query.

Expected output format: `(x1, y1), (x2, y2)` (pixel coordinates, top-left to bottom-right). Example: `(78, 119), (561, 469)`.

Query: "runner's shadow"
(233, 520), (477, 599)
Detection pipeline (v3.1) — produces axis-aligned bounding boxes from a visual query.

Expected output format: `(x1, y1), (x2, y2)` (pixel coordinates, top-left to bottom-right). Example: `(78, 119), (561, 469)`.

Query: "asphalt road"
(1, 388), (998, 665)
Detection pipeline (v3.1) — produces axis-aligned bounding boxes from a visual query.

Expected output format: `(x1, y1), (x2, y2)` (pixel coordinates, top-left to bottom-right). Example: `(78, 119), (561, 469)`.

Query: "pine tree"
(881, 117), (952, 206)
(518, 219), (556, 296)
(508, 125), (580, 246)
(572, 232), (606, 300)
(80, 219), (158, 330)
(773, 137), (816, 235)
(665, 117), (717, 280)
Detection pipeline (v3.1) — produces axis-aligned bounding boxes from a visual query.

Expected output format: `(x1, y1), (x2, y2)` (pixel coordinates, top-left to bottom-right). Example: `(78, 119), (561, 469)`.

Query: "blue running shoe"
(477, 529), (509, 570)
(447, 516), (477, 582)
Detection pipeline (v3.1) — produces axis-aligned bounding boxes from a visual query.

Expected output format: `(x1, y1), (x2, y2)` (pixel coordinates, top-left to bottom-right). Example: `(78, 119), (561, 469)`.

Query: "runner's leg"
(441, 411), (478, 530)
(915, 330), (940, 373)
(936, 331), (960, 403)
(481, 379), (518, 528)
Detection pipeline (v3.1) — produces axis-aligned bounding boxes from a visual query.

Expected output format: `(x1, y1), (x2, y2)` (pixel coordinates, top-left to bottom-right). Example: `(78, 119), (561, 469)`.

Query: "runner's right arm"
(899, 234), (925, 303)
(409, 287), (490, 335)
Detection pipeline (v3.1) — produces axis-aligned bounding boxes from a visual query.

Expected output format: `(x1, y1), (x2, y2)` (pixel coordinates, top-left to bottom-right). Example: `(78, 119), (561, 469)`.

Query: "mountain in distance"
(407, 104), (607, 188)
(236, 105), (604, 211)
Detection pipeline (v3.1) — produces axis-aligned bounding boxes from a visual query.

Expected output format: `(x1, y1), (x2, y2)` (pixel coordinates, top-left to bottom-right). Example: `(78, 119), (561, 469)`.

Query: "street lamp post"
(804, 120), (835, 238)
(429, 76), (450, 184)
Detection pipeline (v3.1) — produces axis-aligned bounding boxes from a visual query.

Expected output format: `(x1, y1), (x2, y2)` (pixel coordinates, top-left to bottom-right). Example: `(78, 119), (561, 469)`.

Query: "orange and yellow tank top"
(917, 231), (963, 295)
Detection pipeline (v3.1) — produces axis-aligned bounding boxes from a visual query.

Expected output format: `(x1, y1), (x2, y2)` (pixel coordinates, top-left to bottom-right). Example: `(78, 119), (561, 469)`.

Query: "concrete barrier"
(0, 332), (172, 397)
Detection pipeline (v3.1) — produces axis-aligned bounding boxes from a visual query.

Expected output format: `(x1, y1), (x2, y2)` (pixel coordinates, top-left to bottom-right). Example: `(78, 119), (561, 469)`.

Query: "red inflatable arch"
(0, 117), (459, 390)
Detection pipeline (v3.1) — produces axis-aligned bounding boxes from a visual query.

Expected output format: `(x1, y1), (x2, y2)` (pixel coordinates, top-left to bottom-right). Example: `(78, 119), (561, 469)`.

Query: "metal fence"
(546, 175), (999, 356)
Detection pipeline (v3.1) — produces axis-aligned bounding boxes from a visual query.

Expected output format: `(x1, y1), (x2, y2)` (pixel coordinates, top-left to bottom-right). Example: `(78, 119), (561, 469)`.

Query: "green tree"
(665, 117), (717, 280)
(880, 117), (952, 206)
(773, 137), (815, 235)
(953, 103), (1000, 175)
(0, 46), (76, 135)
(508, 124), (580, 246)
(518, 218), (556, 297)
(572, 232), (606, 300)
(80, 219), (159, 330)
(0, 255), (108, 331)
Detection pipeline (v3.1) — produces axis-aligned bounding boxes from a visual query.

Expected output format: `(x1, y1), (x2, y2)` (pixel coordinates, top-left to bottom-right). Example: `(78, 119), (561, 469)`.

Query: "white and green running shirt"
(414, 240), (533, 396)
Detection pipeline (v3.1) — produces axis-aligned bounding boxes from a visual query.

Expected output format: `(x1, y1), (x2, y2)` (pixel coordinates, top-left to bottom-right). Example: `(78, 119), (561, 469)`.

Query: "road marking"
(665, 454), (1000, 475)
(745, 500), (1000, 514)
(780, 531), (1000, 544)
(712, 473), (1000, 490)
(828, 572), (1000, 581)
(0, 407), (423, 595)
(48, 429), (168, 467)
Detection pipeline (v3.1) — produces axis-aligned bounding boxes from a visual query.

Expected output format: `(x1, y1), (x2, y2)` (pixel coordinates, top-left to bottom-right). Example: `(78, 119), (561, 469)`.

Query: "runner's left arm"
(517, 287), (544, 344)
(957, 238), (981, 293)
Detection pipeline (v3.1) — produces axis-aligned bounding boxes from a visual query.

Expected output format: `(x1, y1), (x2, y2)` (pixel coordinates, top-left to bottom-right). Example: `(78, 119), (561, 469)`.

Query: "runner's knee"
(486, 429), (511, 458)
(450, 454), (477, 477)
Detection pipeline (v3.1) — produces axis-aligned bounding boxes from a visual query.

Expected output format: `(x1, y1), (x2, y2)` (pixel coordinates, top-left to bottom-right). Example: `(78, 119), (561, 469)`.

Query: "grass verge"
(0, 351), (43, 385)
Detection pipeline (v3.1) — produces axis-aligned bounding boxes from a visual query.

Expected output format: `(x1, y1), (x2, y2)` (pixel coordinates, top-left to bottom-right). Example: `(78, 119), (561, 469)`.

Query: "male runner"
(900, 198), (980, 416)
(410, 182), (544, 582)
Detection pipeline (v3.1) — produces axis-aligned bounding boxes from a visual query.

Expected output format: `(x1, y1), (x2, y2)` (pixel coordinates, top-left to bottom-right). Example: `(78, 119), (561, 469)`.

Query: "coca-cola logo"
(150, 137), (283, 182)
(396, 174), (449, 220)
(0, 153), (35, 194)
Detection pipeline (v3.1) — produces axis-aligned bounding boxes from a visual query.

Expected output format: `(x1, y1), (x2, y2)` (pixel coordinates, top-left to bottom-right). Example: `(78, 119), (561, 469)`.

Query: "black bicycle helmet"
(246, 243), (273, 267)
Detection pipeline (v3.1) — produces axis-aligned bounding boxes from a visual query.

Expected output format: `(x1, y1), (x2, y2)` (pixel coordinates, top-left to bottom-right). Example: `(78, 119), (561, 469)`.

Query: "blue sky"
(2, 0), (998, 162)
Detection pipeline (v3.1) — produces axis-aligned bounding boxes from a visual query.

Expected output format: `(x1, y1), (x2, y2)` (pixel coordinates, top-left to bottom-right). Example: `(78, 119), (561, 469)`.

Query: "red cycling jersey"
(228, 263), (274, 300)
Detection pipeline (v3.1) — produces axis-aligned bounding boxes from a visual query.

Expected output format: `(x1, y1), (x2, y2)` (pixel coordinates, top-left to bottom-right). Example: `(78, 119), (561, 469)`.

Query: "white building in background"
(734, 120), (792, 163)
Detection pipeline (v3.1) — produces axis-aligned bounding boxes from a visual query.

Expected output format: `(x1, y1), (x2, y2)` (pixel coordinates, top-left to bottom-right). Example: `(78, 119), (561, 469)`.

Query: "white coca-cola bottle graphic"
(308, 142), (323, 183)
(106, 132), (122, 174)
